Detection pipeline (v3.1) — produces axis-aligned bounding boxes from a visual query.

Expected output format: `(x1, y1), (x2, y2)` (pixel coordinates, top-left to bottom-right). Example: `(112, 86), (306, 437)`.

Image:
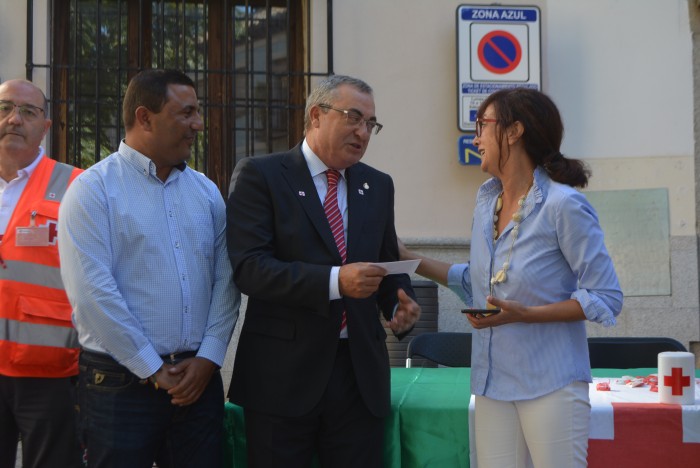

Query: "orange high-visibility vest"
(0, 156), (82, 378)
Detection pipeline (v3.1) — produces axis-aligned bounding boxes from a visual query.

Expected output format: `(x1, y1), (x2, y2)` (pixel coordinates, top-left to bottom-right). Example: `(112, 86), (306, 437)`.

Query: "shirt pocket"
(33, 199), (60, 223)
(22, 200), (61, 249)
(184, 213), (215, 260)
(18, 294), (73, 324)
(11, 295), (77, 369)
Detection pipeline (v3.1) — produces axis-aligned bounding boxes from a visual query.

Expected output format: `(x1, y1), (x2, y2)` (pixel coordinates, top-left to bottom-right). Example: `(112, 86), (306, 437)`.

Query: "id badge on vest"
(16, 211), (50, 247)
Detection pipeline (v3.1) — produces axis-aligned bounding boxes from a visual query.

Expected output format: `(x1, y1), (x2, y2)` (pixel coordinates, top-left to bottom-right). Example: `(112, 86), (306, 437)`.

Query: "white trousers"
(474, 381), (590, 468)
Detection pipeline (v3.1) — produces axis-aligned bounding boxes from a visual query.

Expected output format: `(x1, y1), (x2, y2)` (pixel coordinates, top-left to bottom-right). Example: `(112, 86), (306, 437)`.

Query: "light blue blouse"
(447, 167), (623, 400)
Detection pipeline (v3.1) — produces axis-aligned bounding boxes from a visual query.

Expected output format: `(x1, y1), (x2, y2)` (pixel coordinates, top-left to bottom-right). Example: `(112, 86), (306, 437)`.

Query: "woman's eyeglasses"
(475, 118), (498, 137)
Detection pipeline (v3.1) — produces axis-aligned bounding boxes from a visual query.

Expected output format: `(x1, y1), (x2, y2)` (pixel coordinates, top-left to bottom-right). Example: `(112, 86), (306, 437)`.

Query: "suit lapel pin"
(298, 191), (306, 197)
(363, 183), (369, 189)
(358, 189), (364, 195)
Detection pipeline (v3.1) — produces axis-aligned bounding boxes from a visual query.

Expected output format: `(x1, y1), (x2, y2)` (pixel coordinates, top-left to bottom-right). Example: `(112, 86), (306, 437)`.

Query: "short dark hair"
(122, 69), (196, 129)
(477, 88), (590, 188)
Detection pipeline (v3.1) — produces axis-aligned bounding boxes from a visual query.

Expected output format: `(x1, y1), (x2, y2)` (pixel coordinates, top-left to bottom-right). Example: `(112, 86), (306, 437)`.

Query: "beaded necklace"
(490, 185), (532, 296)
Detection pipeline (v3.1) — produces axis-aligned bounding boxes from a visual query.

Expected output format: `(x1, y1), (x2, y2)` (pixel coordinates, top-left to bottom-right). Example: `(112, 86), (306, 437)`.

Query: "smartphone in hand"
(461, 308), (501, 316)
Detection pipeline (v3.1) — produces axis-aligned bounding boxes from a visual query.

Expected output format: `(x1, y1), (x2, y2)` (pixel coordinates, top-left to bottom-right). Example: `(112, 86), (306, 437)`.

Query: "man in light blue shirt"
(58, 69), (240, 468)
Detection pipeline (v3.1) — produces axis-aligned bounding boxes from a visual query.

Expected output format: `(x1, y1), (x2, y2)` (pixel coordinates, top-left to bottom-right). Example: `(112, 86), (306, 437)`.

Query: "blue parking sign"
(458, 135), (481, 165)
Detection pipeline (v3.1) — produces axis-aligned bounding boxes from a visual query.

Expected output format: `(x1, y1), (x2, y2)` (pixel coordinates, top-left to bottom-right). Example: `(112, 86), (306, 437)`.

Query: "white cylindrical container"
(658, 351), (696, 405)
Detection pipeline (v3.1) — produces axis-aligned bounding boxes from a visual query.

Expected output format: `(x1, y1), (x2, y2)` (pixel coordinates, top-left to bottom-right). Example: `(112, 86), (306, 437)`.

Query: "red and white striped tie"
(324, 169), (347, 331)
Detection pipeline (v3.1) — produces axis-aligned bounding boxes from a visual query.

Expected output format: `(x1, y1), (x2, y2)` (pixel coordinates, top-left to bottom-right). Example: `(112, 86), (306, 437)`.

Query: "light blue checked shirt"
(58, 141), (240, 379)
(448, 167), (623, 400)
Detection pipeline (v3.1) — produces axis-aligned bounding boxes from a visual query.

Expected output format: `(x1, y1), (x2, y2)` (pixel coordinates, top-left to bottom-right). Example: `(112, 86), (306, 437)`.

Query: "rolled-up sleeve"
(447, 263), (473, 308)
(557, 192), (623, 326)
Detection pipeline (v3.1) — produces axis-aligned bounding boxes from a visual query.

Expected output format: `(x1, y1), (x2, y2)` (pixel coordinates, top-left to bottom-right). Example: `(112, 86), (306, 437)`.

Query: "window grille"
(26, 0), (333, 193)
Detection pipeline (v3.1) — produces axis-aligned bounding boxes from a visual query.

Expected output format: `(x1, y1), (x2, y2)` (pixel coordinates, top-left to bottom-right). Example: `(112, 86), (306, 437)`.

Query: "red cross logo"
(47, 221), (58, 245)
(588, 403), (700, 466)
(664, 367), (691, 396)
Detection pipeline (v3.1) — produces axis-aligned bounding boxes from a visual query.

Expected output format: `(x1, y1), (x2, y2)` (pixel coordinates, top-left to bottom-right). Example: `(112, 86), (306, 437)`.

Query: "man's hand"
(151, 364), (182, 391)
(339, 262), (387, 298)
(387, 288), (421, 335)
(165, 357), (217, 406)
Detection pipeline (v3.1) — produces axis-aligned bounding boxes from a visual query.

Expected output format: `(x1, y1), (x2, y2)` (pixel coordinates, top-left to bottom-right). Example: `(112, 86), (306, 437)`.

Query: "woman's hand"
(466, 295), (528, 329)
(466, 295), (586, 328)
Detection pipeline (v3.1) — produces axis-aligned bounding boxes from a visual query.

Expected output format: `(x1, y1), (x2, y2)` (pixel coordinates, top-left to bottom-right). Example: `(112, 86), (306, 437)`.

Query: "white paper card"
(371, 259), (421, 276)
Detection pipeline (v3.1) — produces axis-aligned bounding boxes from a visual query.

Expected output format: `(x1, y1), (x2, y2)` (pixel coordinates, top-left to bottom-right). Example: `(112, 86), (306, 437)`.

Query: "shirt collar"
(301, 139), (346, 179)
(478, 166), (547, 205)
(16, 147), (45, 180)
(532, 166), (547, 204)
(118, 140), (187, 178)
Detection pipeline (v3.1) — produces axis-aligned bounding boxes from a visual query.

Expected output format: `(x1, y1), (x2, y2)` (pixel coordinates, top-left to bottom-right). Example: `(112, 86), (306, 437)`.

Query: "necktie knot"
(326, 169), (340, 188)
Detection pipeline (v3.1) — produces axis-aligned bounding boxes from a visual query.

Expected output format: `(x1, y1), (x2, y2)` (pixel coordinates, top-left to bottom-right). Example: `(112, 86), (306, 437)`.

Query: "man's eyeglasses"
(475, 118), (498, 137)
(0, 100), (45, 121)
(319, 104), (383, 135)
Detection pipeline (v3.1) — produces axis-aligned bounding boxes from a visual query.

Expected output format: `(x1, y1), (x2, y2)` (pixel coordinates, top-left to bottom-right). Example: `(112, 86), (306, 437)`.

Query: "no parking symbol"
(470, 23), (529, 81)
(478, 30), (522, 74)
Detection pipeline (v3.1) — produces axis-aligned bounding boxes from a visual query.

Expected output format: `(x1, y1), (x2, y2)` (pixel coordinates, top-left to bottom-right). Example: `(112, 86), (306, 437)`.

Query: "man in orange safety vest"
(0, 79), (83, 468)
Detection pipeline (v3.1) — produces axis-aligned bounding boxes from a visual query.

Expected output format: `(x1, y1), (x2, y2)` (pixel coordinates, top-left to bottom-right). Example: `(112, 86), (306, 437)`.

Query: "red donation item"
(596, 382), (611, 391)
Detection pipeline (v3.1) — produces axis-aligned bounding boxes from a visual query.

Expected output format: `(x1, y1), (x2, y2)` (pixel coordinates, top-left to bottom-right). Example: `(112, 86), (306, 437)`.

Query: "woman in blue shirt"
(400, 88), (623, 467)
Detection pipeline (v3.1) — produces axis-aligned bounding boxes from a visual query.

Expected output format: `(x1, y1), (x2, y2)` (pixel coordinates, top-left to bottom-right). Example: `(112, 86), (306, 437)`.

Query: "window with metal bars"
(26, 0), (333, 194)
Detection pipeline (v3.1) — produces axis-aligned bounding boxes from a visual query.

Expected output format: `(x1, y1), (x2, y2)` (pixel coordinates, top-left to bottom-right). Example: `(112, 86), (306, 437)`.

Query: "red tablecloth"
(587, 374), (700, 467)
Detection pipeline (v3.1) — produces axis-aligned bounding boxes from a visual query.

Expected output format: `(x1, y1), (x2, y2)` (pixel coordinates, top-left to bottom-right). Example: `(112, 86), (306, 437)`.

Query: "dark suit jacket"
(226, 144), (415, 418)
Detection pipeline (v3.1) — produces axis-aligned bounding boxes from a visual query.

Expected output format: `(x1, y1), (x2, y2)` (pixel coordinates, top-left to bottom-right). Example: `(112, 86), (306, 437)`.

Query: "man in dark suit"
(226, 74), (421, 468)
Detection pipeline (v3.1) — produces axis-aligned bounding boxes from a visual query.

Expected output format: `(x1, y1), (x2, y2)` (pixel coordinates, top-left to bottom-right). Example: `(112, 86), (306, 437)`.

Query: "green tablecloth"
(224, 400), (245, 468)
(387, 367), (471, 467)
(224, 367), (699, 468)
(224, 368), (471, 468)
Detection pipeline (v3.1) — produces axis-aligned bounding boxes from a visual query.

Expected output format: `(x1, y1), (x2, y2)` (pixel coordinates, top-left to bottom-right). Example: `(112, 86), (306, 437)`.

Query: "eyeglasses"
(319, 104), (383, 135)
(0, 100), (45, 121)
(475, 118), (498, 137)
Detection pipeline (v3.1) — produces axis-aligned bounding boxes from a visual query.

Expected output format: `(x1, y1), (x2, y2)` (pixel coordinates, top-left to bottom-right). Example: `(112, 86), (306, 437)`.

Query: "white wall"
(327, 0), (694, 238)
(0, 0), (29, 82)
(547, 0), (692, 159)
